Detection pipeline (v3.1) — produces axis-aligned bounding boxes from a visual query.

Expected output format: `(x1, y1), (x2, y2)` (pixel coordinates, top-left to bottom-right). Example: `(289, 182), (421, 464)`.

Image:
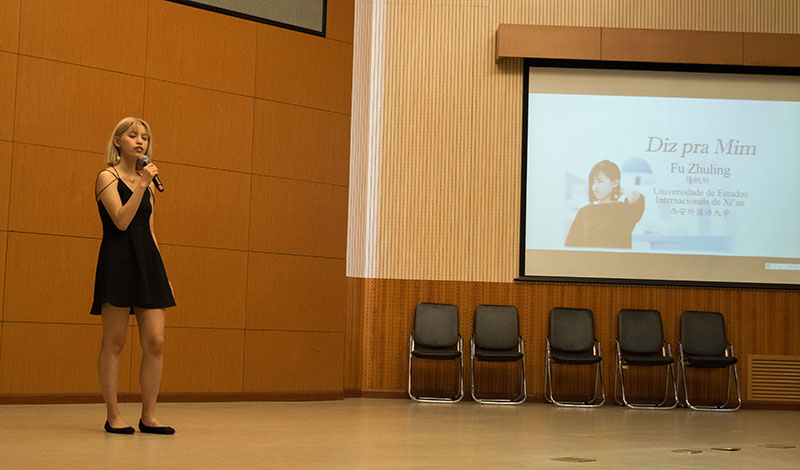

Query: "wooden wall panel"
(0, 0), (20, 53)
(18, 0), (147, 74)
(246, 252), (346, 331)
(249, 176), (347, 258)
(130, 327), (245, 393)
(13, 56), (144, 153)
(0, 141), (11, 229)
(0, 231), (6, 320)
(0, 51), (16, 142)
(243, 330), (344, 393)
(154, 162), (251, 250)
(496, 24), (601, 61)
(144, 80), (254, 173)
(344, 276), (364, 393)
(356, 277), (800, 403)
(158, 244), (248, 329)
(601, 28), (743, 64)
(252, 99), (350, 186)
(146, 0), (257, 96)
(496, 26), (800, 68)
(0, 323), (132, 394)
(3, 233), (100, 323)
(0, 0), (353, 401)
(327, 0), (356, 44)
(743, 33), (800, 67)
(255, 25), (353, 114)
(8, 144), (101, 237)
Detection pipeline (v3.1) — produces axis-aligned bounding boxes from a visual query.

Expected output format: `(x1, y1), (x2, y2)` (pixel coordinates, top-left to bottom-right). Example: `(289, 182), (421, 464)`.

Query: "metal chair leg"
(408, 336), (464, 403)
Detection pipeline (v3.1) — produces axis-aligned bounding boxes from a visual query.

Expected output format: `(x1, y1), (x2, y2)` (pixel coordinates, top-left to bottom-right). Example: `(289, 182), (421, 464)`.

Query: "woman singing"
(92, 117), (176, 435)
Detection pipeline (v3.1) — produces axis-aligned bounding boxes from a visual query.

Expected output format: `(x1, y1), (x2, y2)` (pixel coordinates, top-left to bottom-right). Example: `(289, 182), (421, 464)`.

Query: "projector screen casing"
(519, 59), (800, 290)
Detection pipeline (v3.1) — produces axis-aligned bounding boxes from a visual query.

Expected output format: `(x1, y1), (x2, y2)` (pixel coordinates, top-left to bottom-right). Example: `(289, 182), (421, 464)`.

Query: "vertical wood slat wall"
(346, 1), (800, 399)
(0, 0), (355, 399)
(348, 0), (800, 283)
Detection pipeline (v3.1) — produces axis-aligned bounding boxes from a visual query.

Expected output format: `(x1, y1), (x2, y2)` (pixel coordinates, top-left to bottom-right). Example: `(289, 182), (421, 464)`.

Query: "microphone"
(138, 155), (164, 192)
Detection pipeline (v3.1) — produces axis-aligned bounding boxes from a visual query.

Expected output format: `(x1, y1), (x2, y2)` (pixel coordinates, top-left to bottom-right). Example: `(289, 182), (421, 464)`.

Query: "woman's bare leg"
(98, 304), (131, 427)
(135, 308), (166, 426)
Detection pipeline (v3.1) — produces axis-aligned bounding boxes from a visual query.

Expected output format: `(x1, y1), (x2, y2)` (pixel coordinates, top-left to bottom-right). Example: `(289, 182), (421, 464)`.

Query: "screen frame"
(518, 57), (800, 290)
(166, 0), (327, 37)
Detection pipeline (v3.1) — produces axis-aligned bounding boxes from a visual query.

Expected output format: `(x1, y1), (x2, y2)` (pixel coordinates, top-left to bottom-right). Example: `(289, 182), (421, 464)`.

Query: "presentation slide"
(522, 66), (800, 286)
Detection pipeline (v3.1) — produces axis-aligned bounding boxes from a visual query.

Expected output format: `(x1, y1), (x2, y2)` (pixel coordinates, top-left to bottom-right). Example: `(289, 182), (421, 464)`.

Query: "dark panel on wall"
(167, 0), (325, 35)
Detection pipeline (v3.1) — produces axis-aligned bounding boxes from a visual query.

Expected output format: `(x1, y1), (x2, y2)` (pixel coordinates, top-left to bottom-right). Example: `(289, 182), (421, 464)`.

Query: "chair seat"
(684, 354), (738, 368)
(620, 352), (674, 366)
(474, 348), (523, 362)
(550, 351), (602, 365)
(412, 345), (462, 360)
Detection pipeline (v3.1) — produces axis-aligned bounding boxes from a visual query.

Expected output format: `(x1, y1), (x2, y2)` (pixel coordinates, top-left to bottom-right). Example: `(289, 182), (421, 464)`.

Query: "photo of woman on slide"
(565, 160), (644, 249)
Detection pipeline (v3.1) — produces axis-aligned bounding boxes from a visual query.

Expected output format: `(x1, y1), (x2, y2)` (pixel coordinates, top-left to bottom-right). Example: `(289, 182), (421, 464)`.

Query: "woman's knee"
(141, 333), (165, 356)
(101, 334), (127, 355)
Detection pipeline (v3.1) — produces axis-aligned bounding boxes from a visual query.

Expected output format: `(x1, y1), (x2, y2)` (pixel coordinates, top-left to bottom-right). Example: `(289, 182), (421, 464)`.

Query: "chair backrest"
(618, 309), (664, 355)
(680, 310), (727, 356)
(414, 303), (459, 348)
(549, 307), (595, 353)
(474, 305), (519, 351)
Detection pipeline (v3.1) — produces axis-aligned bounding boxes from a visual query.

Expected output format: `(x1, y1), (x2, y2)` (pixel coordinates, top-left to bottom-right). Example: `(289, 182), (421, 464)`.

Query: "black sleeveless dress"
(90, 169), (176, 315)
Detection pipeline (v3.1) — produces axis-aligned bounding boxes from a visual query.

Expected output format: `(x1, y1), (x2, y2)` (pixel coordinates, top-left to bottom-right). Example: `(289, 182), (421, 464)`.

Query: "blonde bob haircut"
(104, 117), (152, 166)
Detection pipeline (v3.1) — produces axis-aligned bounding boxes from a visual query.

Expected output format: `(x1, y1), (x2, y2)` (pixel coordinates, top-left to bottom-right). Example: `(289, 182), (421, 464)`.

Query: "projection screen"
(520, 62), (800, 288)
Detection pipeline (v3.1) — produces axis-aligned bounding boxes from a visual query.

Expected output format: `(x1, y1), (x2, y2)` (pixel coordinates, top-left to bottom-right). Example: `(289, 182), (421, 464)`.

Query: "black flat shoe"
(104, 421), (135, 434)
(138, 419), (175, 435)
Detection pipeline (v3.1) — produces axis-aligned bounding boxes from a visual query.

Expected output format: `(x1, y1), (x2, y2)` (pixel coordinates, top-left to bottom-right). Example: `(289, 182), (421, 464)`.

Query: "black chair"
(614, 309), (678, 409)
(678, 310), (741, 411)
(470, 305), (526, 405)
(544, 307), (605, 407)
(408, 302), (464, 402)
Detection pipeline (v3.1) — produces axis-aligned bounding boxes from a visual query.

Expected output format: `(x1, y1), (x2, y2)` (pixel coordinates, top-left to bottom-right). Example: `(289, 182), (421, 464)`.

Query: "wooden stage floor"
(1, 398), (798, 469)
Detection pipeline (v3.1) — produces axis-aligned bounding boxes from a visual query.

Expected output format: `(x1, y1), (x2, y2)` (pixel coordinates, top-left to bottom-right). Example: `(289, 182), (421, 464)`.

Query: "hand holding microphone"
(137, 155), (164, 192)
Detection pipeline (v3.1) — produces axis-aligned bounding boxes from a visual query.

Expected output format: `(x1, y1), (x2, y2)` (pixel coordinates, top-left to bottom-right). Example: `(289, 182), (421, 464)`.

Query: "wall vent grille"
(747, 355), (800, 402)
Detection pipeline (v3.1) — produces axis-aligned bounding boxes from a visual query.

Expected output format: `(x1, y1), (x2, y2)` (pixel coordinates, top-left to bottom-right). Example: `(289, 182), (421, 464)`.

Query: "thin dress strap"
(95, 167), (120, 200)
